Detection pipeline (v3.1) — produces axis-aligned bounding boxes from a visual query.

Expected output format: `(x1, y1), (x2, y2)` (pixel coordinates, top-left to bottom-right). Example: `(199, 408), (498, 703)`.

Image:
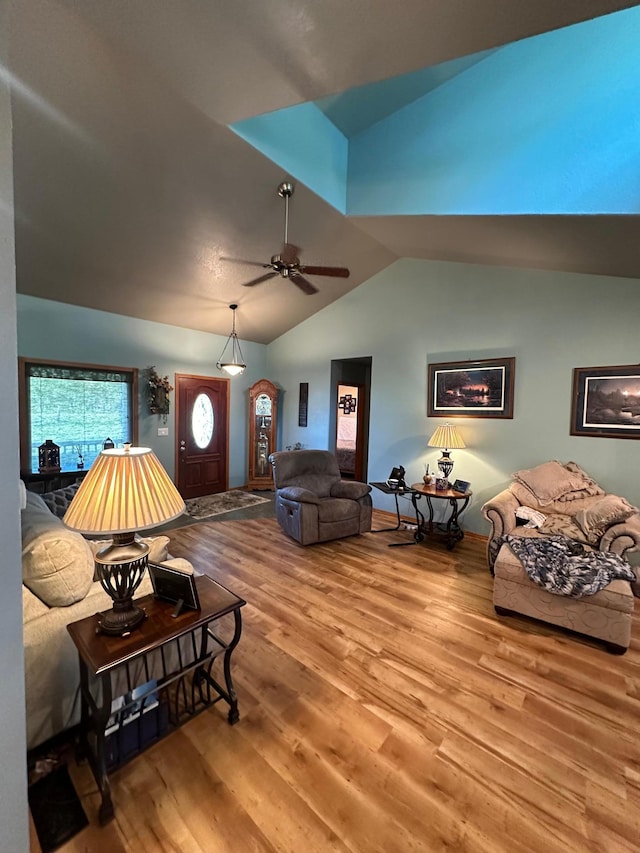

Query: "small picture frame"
(451, 479), (471, 494)
(148, 562), (200, 611)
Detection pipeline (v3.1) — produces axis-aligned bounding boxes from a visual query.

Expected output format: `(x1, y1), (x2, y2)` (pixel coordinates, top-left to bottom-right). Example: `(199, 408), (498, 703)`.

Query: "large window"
(19, 358), (138, 473)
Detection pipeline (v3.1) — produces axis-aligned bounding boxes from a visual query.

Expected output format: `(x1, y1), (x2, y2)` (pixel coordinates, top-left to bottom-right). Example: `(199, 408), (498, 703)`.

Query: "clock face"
(256, 393), (272, 416)
(192, 393), (214, 449)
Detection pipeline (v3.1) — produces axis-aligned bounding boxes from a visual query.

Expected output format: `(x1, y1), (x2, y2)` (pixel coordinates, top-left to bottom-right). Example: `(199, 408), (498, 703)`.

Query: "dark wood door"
(175, 374), (229, 499)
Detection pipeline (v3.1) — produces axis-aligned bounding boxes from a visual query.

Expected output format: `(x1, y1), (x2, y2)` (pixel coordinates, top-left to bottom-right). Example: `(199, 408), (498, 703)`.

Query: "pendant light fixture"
(216, 303), (246, 376)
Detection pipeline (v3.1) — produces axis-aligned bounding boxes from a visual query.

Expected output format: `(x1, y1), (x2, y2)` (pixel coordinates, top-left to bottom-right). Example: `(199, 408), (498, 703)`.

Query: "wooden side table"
(67, 573), (246, 824)
(409, 482), (472, 550)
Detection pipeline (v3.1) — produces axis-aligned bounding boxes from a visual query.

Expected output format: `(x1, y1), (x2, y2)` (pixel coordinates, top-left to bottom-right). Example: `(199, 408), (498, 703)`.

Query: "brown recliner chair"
(269, 450), (372, 546)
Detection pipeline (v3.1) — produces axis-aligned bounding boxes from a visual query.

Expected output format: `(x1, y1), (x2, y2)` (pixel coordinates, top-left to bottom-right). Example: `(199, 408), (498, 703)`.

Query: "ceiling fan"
(237, 182), (350, 295)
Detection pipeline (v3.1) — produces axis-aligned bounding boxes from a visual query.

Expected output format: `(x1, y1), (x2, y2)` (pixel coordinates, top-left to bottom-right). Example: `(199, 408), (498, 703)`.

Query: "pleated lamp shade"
(64, 445), (185, 535)
(427, 423), (466, 450)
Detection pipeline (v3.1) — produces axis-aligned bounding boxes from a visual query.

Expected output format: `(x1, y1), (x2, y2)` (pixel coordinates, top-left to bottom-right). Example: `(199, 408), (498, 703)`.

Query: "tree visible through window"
(19, 359), (138, 473)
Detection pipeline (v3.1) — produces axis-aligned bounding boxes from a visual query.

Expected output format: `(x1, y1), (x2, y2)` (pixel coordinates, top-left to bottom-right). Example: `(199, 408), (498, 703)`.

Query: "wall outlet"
(157, 427), (169, 436)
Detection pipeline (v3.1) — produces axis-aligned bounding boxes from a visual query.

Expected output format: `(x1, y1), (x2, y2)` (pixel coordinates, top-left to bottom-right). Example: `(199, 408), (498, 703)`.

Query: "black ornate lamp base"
(98, 600), (146, 636)
(437, 451), (454, 480)
(95, 534), (150, 637)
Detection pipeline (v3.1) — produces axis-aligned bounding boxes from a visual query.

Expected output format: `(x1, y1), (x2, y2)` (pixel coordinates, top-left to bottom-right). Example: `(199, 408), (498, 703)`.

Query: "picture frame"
(570, 364), (640, 439)
(298, 382), (308, 427)
(148, 562), (200, 611)
(451, 479), (471, 494)
(428, 357), (515, 418)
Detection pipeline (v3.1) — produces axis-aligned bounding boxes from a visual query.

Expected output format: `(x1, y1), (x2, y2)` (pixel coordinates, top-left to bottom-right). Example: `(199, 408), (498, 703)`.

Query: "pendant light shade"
(216, 303), (246, 377)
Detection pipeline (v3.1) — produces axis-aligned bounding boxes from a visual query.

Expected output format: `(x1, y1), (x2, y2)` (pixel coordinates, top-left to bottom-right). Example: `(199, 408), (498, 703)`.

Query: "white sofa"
(22, 488), (170, 751)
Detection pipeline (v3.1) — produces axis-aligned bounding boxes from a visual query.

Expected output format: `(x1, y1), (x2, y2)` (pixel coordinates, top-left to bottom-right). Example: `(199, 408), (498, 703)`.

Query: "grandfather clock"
(247, 379), (278, 490)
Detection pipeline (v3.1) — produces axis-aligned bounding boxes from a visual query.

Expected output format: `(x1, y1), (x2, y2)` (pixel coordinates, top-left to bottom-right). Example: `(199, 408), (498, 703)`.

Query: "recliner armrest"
(330, 481), (371, 500)
(278, 486), (320, 504)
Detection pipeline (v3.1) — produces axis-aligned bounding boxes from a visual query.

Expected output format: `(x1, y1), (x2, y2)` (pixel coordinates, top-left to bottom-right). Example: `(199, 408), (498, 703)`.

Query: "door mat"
(29, 764), (88, 852)
(184, 490), (271, 521)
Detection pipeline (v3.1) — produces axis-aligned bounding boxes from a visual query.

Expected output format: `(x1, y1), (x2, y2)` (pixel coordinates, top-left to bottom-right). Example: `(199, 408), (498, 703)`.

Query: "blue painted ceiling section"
(314, 48), (497, 139)
(232, 102), (349, 213)
(230, 7), (640, 216)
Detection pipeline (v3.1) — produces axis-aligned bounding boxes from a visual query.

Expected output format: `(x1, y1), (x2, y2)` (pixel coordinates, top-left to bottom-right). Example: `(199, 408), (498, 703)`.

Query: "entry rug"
(184, 490), (271, 521)
(29, 764), (88, 852)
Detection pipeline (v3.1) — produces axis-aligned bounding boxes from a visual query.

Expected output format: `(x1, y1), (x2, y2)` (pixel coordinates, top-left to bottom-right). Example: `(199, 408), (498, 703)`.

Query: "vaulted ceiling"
(7, 1), (640, 344)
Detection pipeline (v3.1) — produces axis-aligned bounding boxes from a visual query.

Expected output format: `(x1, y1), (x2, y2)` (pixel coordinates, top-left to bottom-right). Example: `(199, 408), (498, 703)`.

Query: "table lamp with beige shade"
(427, 423), (466, 482)
(64, 444), (185, 636)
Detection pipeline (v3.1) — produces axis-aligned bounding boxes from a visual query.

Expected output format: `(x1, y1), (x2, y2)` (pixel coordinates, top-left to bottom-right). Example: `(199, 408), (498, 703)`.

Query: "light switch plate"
(158, 427), (169, 436)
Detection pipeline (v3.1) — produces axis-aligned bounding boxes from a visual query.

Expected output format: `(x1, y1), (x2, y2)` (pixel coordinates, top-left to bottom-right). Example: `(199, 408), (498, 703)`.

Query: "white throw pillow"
(515, 506), (547, 528)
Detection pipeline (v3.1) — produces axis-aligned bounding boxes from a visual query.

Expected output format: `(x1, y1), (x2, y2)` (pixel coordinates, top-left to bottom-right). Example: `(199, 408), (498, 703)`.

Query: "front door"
(175, 374), (229, 499)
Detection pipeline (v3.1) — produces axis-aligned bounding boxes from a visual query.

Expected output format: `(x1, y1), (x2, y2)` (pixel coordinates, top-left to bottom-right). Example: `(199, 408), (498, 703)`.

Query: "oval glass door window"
(192, 393), (214, 448)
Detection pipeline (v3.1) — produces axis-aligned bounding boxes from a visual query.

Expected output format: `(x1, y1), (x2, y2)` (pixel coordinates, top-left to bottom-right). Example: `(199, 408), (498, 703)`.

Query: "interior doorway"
(175, 374), (229, 499)
(331, 357), (372, 482)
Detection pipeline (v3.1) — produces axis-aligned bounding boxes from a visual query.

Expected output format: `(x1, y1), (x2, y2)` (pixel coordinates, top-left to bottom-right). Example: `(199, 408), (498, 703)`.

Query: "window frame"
(18, 357), (139, 474)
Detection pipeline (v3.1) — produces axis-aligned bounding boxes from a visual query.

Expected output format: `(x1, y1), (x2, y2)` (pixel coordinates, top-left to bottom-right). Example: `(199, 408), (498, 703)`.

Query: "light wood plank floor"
(54, 512), (639, 852)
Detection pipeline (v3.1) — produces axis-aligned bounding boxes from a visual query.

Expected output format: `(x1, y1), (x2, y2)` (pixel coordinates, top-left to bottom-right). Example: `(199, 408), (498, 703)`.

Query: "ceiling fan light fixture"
(236, 182), (349, 295)
(216, 304), (246, 377)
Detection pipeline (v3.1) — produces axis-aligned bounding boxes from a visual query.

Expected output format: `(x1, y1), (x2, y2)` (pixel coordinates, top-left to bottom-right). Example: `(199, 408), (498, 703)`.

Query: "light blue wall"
(17, 296), (269, 485)
(266, 258), (640, 537)
(16, 259), (640, 542)
(0, 7), (29, 846)
(347, 6), (640, 214)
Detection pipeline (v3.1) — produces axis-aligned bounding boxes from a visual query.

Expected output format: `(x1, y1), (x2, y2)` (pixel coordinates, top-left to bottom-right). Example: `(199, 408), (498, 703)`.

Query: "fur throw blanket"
(504, 535), (636, 598)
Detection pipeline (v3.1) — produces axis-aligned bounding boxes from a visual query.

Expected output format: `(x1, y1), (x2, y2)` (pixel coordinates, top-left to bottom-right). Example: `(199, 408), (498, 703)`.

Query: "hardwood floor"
(57, 512), (640, 852)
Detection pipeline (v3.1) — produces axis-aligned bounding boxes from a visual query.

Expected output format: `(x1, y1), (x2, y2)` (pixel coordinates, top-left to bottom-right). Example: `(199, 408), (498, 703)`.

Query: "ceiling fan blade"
(221, 256), (272, 269)
(298, 264), (350, 278)
(281, 243), (300, 265)
(242, 272), (278, 287)
(290, 273), (318, 295)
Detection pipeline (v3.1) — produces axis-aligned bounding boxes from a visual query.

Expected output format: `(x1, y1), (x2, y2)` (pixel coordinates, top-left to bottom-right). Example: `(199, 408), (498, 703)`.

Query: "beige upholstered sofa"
(22, 488), (170, 750)
(482, 460), (640, 571)
(482, 461), (639, 653)
(269, 449), (372, 545)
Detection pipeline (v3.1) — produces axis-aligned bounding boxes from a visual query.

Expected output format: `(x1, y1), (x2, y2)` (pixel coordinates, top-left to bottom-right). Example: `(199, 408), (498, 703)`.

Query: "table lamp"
(427, 423), (465, 481)
(64, 444), (185, 636)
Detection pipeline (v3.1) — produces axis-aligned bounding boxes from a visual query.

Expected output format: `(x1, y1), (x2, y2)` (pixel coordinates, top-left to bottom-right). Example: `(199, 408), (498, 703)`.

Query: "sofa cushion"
(538, 513), (584, 539)
(512, 460), (591, 506)
(40, 482), (81, 518)
(160, 557), (195, 574)
(22, 492), (94, 607)
(575, 495), (639, 545)
(317, 497), (360, 523)
(23, 585), (49, 622)
(556, 462), (605, 502)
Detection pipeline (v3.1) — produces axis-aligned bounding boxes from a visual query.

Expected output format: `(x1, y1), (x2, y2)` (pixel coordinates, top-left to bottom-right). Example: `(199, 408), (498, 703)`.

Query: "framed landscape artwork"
(571, 364), (640, 439)
(428, 357), (515, 419)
